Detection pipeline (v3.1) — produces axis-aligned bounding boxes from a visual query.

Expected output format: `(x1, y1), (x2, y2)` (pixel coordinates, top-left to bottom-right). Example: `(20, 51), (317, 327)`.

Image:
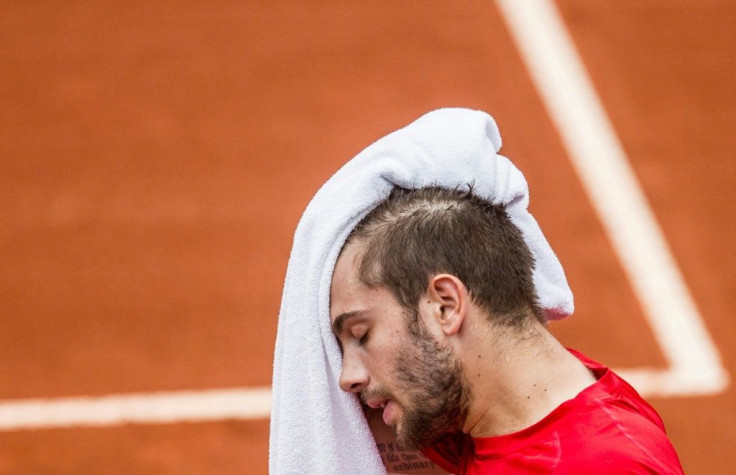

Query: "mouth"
(366, 398), (397, 425)
(381, 400), (396, 426)
(365, 397), (390, 410)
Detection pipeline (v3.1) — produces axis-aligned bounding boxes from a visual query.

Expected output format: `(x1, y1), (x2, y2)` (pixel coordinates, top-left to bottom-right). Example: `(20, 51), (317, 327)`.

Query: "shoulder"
(556, 441), (683, 474)
(554, 399), (684, 474)
(550, 354), (684, 474)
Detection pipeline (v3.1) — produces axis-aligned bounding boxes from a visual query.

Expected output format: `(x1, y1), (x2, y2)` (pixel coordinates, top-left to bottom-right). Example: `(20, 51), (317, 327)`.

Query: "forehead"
(330, 242), (409, 334)
(330, 240), (405, 328)
(329, 242), (365, 321)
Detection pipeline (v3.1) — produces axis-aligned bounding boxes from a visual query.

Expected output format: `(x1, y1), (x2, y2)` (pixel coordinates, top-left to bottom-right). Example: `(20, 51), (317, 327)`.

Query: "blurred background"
(1, 1), (734, 473)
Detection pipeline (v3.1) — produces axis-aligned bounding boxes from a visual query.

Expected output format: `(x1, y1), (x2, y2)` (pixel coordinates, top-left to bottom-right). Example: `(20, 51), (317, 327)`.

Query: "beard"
(390, 311), (472, 450)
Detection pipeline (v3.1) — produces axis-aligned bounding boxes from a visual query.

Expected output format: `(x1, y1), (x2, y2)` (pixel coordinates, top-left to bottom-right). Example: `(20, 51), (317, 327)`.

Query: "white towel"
(269, 108), (574, 474)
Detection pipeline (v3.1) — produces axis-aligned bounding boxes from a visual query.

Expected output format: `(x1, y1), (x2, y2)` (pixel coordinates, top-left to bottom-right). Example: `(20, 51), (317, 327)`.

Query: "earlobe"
(427, 274), (467, 336)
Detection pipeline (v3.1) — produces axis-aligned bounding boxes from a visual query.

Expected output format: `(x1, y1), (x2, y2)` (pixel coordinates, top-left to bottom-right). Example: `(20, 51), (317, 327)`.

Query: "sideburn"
(393, 309), (472, 450)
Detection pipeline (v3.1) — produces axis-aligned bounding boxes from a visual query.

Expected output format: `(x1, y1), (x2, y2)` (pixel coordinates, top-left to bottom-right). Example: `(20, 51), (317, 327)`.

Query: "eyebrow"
(332, 311), (363, 335)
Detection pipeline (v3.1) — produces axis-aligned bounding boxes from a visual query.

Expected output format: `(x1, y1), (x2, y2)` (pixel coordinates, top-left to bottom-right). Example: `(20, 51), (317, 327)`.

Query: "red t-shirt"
(422, 350), (684, 474)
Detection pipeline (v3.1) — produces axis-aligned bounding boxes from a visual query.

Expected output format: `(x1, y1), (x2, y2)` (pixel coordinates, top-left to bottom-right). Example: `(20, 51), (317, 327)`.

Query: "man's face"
(330, 243), (470, 449)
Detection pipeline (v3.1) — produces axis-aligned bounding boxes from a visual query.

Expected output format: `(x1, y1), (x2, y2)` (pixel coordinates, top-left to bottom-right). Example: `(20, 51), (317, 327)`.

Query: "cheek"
(364, 319), (408, 383)
(364, 351), (390, 378)
(364, 344), (400, 384)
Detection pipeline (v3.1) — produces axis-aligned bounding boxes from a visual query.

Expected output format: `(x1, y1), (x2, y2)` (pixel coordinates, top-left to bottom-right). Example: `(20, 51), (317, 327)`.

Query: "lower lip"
(382, 401), (395, 425)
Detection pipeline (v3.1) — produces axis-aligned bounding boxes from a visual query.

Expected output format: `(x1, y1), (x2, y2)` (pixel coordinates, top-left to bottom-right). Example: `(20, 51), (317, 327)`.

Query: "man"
(330, 186), (684, 473)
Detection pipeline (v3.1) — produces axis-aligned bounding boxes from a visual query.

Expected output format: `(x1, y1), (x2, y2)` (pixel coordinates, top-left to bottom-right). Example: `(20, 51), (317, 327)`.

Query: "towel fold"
(269, 108), (574, 474)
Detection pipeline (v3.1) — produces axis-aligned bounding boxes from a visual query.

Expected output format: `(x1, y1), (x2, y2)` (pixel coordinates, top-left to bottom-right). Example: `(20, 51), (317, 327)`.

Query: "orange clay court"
(0, 1), (734, 473)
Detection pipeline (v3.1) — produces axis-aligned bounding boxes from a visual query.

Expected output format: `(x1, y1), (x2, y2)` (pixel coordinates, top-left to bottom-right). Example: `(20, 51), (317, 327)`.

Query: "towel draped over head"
(269, 108), (574, 474)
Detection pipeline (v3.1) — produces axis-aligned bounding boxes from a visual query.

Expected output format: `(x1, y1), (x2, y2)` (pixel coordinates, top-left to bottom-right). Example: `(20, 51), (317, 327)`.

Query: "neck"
(459, 319), (596, 438)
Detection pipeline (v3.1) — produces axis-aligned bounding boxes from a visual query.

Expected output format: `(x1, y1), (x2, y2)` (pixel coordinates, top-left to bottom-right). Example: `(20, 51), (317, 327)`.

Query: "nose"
(339, 349), (369, 393)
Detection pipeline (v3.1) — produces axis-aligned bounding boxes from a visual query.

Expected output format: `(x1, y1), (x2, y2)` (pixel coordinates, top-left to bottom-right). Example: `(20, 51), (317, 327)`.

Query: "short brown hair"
(346, 186), (543, 326)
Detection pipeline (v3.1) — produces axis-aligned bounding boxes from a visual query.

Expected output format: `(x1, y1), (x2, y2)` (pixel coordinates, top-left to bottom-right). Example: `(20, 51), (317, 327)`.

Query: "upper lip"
(365, 397), (389, 409)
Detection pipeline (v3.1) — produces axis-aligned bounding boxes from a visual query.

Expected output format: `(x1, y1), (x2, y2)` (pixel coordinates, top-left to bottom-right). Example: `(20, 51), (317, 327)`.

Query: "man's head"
(348, 186), (542, 325)
(329, 186), (542, 449)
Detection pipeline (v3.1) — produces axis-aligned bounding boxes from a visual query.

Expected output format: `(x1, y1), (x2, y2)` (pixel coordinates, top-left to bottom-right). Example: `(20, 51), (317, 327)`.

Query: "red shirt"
(422, 350), (684, 474)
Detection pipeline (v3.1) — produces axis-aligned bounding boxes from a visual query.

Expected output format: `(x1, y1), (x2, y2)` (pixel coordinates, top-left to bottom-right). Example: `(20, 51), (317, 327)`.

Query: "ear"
(426, 274), (467, 336)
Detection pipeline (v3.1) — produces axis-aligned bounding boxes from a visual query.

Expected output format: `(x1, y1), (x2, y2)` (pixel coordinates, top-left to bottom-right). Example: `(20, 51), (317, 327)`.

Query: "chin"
(391, 422), (410, 448)
(394, 414), (458, 451)
(394, 425), (425, 451)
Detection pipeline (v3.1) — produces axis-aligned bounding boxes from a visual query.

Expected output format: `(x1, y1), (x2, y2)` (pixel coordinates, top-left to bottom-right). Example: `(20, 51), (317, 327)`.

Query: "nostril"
(350, 382), (361, 391)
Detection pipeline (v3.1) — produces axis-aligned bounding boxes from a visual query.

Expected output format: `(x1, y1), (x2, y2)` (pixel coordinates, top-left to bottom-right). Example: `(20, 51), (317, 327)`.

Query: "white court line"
(0, 388), (271, 431)
(494, 0), (729, 396)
